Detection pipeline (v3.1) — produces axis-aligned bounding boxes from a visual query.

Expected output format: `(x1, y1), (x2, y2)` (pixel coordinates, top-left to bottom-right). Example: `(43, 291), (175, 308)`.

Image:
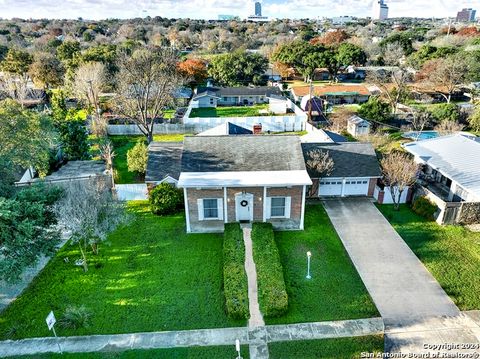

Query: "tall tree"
(178, 58), (208, 86)
(208, 51), (268, 86)
(381, 152), (418, 211)
(417, 54), (471, 103)
(29, 53), (65, 89)
(55, 181), (128, 272)
(115, 47), (183, 143)
(367, 68), (412, 114)
(0, 185), (63, 282)
(0, 99), (54, 176)
(0, 48), (33, 75)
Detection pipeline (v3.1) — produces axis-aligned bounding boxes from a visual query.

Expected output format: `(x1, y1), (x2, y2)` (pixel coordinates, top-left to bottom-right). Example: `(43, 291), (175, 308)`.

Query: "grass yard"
(0, 201), (243, 340)
(266, 204), (379, 325)
(109, 134), (186, 184)
(189, 104), (272, 118)
(268, 335), (384, 359)
(377, 205), (480, 310)
(12, 345), (250, 359)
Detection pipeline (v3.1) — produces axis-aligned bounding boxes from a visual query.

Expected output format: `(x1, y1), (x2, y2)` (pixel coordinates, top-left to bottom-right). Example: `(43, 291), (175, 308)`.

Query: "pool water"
(402, 131), (439, 141)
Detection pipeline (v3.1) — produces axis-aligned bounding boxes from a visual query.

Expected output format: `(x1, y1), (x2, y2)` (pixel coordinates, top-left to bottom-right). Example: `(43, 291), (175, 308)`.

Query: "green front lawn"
(110, 135), (186, 184)
(267, 204), (379, 325)
(190, 105), (271, 118)
(0, 201), (243, 340)
(269, 335), (384, 359)
(377, 205), (480, 310)
(12, 345), (250, 359)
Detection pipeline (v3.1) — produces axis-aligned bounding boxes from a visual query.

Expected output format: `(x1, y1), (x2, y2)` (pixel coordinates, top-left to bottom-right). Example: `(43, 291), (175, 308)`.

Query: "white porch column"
(183, 188), (191, 233)
(300, 185), (306, 230)
(224, 187), (228, 223)
(263, 186), (267, 222)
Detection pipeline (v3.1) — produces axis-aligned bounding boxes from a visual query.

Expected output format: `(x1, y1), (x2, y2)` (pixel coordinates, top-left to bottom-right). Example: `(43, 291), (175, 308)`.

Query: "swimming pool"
(402, 131), (439, 141)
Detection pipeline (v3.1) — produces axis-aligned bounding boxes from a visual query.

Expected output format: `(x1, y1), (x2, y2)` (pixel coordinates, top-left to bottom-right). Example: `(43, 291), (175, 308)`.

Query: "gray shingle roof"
(181, 135), (306, 172)
(146, 142), (183, 182)
(302, 142), (381, 178)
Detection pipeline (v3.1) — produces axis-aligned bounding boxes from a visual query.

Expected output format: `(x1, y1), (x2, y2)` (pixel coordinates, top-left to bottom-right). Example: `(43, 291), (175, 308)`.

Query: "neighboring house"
(291, 85), (371, 105)
(302, 142), (381, 197)
(403, 134), (480, 225)
(177, 135), (312, 233)
(192, 86), (283, 108)
(300, 95), (324, 117)
(347, 116), (370, 137)
(174, 87), (193, 107)
(145, 142), (183, 189)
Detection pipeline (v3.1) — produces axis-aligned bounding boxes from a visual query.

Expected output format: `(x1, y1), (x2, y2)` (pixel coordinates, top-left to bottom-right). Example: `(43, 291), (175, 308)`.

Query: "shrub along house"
(177, 135), (312, 233)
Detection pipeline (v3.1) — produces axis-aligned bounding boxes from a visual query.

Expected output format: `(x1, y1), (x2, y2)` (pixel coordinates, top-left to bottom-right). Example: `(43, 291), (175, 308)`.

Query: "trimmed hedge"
(223, 223), (249, 319)
(412, 196), (437, 220)
(251, 223), (288, 317)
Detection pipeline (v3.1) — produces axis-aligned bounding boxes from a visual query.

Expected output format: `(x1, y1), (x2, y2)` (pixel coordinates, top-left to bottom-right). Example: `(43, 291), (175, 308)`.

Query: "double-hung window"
(270, 197), (286, 218)
(203, 199), (219, 219)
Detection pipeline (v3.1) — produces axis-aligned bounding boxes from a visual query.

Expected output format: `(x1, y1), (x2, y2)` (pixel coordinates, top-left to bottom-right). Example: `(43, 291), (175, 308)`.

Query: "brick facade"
(185, 186), (304, 233)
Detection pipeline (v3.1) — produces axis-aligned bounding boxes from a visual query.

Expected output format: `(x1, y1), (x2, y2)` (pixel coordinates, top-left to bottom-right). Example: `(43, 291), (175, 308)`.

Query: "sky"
(0, 0), (478, 20)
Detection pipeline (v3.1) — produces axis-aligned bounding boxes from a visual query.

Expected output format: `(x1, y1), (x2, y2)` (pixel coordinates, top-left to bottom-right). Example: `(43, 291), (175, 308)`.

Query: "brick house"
(177, 136), (312, 233)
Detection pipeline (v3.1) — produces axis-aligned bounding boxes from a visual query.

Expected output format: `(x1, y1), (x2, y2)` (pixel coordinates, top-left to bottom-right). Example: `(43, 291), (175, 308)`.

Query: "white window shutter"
(265, 197), (271, 219)
(217, 198), (224, 221)
(284, 197), (291, 219)
(197, 199), (204, 221)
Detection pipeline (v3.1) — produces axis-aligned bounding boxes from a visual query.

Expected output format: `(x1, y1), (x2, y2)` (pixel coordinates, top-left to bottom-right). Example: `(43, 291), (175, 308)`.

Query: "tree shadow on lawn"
(0, 202), (244, 340)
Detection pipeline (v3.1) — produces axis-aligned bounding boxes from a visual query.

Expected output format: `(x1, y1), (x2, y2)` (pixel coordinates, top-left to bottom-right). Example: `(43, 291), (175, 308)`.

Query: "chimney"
(253, 124), (262, 135)
(206, 78), (214, 88)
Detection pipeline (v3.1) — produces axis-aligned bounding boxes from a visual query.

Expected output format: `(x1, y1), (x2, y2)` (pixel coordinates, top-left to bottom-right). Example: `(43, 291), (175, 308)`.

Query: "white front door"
(235, 193), (254, 222)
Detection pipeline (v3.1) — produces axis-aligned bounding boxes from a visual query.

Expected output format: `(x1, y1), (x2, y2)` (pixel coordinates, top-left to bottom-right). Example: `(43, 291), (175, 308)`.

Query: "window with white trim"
(271, 197), (286, 217)
(203, 199), (219, 219)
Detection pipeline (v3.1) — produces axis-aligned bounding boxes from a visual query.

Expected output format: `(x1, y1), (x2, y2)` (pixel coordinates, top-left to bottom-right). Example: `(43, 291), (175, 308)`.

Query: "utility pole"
(308, 79), (314, 123)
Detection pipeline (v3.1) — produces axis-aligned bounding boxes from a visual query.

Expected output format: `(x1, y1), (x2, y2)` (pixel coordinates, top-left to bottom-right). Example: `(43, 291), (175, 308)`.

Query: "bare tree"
(410, 109), (431, 136)
(367, 67), (412, 115)
(72, 62), (107, 136)
(0, 73), (31, 106)
(434, 121), (464, 136)
(99, 140), (116, 188)
(305, 149), (334, 197)
(381, 152), (418, 210)
(327, 107), (355, 133)
(115, 47), (183, 143)
(418, 55), (471, 103)
(54, 181), (129, 272)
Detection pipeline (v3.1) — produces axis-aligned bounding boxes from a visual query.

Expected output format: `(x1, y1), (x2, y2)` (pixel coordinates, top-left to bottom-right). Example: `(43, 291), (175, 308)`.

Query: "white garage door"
(319, 179), (343, 196)
(344, 179), (369, 196)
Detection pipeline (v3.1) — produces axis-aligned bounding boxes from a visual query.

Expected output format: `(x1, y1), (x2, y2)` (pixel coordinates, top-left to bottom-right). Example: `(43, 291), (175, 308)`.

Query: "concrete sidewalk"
(0, 318), (384, 357)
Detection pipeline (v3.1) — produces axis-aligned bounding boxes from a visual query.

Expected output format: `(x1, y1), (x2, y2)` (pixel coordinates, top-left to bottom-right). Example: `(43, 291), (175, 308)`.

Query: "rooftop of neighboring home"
(292, 84), (371, 98)
(196, 122), (253, 136)
(178, 135), (312, 188)
(403, 134), (480, 198)
(301, 142), (381, 179)
(145, 142), (183, 183)
(194, 85), (282, 99)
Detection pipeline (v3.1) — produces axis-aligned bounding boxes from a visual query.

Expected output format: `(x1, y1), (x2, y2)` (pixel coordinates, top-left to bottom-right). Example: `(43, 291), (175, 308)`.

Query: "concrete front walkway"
(241, 225), (267, 358)
(323, 198), (480, 354)
(0, 318), (384, 357)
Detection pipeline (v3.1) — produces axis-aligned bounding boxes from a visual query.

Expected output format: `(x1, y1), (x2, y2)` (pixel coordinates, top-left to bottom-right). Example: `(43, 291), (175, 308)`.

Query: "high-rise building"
(456, 8), (476, 22)
(372, 0), (389, 21)
(255, 2), (262, 17)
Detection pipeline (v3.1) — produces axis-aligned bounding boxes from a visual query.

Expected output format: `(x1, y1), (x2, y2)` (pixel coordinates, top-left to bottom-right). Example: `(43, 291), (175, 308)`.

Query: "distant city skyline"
(0, 0), (479, 20)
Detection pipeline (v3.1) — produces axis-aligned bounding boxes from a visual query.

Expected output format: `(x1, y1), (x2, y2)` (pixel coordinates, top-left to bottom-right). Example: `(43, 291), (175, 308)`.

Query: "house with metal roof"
(403, 134), (480, 225)
(403, 134), (480, 203)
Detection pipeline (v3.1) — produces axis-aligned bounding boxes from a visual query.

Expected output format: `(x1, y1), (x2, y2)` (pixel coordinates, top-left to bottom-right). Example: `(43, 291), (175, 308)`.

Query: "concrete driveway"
(323, 198), (480, 354)
(323, 198), (459, 325)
